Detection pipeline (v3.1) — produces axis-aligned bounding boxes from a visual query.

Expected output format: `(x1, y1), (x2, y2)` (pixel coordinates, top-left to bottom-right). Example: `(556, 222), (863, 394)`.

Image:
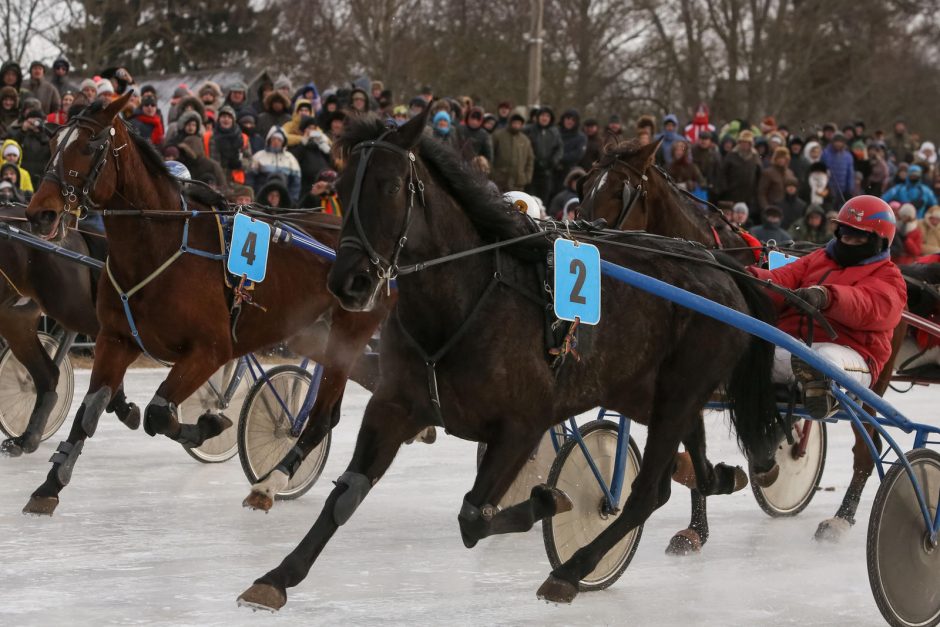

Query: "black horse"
(236, 110), (785, 610)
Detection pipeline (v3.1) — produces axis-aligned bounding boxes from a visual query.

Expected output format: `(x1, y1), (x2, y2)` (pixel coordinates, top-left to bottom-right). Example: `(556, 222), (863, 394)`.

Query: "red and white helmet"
(831, 195), (897, 244)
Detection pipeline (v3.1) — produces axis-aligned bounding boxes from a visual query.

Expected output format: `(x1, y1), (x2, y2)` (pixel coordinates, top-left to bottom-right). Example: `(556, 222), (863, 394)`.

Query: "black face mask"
(831, 229), (882, 267)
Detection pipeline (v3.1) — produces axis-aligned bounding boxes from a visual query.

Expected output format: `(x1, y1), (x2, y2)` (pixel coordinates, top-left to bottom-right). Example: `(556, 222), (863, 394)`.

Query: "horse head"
(578, 139), (660, 231)
(329, 107), (431, 312)
(27, 91), (133, 240)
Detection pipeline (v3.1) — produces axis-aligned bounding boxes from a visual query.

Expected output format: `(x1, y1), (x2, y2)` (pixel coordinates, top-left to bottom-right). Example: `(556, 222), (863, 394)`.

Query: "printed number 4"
(569, 259), (587, 304)
(241, 232), (257, 265)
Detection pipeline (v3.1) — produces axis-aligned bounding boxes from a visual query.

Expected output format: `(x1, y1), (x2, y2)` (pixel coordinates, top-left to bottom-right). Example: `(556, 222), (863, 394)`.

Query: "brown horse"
(0, 204), (139, 457)
(23, 92), (389, 516)
(577, 139), (907, 548)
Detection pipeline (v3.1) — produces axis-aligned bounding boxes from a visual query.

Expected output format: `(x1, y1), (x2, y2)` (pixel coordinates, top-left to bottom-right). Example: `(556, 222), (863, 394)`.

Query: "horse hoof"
(242, 491), (273, 512)
(814, 517), (852, 543)
(532, 484), (574, 515)
(671, 451), (696, 488)
(665, 528), (703, 556)
(752, 463), (780, 488)
(23, 495), (59, 516)
(237, 583), (286, 612)
(418, 426), (436, 444)
(732, 466), (749, 492)
(0, 437), (25, 457)
(203, 413), (233, 439)
(121, 404), (141, 430)
(536, 575), (579, 604)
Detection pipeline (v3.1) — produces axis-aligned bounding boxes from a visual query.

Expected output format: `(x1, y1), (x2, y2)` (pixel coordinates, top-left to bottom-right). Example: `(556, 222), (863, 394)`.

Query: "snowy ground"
(0, 368), (936, 626)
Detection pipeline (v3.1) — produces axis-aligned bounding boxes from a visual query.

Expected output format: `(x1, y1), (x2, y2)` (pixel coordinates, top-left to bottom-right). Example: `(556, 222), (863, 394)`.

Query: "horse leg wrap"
(20, 391), (60, 449)
(274, 446), (304, 478)
(107, 389), (140, 430)
(332, 472), (372, 526)
(80, 387), (111, 437)
(143, 395), (178, 437)
(49, 440), (84, 486)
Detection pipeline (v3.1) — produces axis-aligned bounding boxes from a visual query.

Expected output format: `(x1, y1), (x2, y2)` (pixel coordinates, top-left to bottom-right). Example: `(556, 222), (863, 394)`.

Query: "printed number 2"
(241, 232), (257, 265)
(569, 259), (587, 304)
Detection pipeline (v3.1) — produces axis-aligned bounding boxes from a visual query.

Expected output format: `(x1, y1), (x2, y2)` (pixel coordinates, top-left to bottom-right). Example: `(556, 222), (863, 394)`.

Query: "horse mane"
(597, 139), (646, 168)
(337, 114), (533, 242)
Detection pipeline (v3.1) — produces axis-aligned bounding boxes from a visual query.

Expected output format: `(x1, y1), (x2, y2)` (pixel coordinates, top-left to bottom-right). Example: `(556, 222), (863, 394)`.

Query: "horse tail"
(714, 253), (786, 465)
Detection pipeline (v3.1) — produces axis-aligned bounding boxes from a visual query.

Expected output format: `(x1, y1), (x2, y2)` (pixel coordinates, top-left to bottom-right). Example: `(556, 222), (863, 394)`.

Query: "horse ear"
(102, 91), (133, 120)
(638, 139), (662, 170)
(394, 105), (431, 149)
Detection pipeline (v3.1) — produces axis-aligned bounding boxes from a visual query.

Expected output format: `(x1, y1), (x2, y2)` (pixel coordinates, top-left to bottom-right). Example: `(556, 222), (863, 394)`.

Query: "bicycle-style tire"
(0, 332), (74, 441)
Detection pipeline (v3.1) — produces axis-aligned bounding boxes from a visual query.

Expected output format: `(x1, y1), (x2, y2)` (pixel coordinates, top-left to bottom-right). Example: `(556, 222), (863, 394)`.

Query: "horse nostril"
(345, 272), (372, 297)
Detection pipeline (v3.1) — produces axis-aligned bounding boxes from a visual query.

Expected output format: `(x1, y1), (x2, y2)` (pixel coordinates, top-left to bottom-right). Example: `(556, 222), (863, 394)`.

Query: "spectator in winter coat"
(885, 120), (915, 164)
(721, 130), (762, 222)
(288, 116), (333, 195)
(492, 113), (534, 192)
(50, 57), (78, 98)
(9, 110), (49, 186)
(787, 136), (810, 184)
(430, 110), (459, 151)
(205, 105), (251, 186)
(883, 164), (938, 218)
(257, 91), (292, 139)
(919, 205), (940, 255)
(1, 162), (30, 200)
(684, 103), (716, 145)
(892, 203), (923, 264)
(548, 167), (585, 220)
(778, 176), (808, 229)
(579, 119), (602, 169)
(758, 147), (796, 211)
(0, 86), (19, 138)
(691, 131), (722, 201)
(525, 106), (564, 203)
(0, 61), (22, 93)
(656, 113), (682, 166)
(458, 107), (493, 163)
(250, 126), (301, 203)
(806, 162), (831, 208)
(177, 136), (226, 188)
(731, 202), (751, 228)
(604, 115), (624, 145)
(283, 99), (315, 146)
(224, 81), (249, 116)
(128, 96), (165, 146)
(164, 96), (205, 141)
(788, 204), (831, 245)
(1, 140), (33, 193)
(557, 109), (586, 183)
(0, 179), (24, 203)
(237, 112), (264, 154)
(197, 81), (223, 120)
(495, 101), (512, 129)
(821, 133), (855, 206)
(667, 140), (705, 193)
(750, 206), (792, 243)
(256, 173), (293, 209)
(865, 144), (891, 196)
(165, 110), (204, 150)
(46, 90), (75, 125)
(24, 62), (60, 115)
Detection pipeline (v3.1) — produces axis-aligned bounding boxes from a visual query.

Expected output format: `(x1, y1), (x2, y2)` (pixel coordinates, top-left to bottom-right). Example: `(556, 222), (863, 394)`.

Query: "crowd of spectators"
(1, 56), (939, 260)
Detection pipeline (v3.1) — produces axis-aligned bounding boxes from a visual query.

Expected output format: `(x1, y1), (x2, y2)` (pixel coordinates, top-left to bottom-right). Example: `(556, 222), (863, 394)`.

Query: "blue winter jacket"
(882, 181), (939, 217)
(821, 145), (855, 205)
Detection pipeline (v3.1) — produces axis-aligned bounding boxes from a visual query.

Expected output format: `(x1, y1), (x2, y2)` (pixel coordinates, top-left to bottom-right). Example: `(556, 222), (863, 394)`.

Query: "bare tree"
(0, 0), (59, 63)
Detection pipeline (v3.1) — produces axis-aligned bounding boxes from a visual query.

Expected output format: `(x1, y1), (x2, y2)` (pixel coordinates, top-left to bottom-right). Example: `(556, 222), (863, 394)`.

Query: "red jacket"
(749, 247), (906, 381)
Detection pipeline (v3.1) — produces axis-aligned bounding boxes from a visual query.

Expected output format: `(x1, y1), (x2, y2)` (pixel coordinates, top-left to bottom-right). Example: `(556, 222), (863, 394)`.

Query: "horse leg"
(22, 335), (139, 516)
(237, 395), (422, 612)
(0, 309), (59, 457)
(537, 404), (691, 604)
(245, 308), (381, 511)
(665, 418), (748, 556)
(816, 422), (881, 541)
(142, 352), (232, 448)
(106, 385), (141, 430)
(457, 428), (568, 549)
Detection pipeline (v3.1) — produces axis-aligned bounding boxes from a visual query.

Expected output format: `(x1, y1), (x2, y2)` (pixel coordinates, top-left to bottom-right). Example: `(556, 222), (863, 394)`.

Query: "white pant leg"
(772, 343), (871, 388)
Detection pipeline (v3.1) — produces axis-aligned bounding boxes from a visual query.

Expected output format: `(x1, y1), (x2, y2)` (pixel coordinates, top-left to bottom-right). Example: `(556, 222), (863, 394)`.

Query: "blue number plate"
(553, 238), (601, 325)
(768, 250), (798, 270)
(227, 213), (271, 282)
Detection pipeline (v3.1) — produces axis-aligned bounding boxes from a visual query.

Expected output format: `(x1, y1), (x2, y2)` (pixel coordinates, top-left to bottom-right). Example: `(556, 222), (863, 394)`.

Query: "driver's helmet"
(164, 160), (191, 180)
(503, 190), (543, 219)
(831, 195), (896, 245)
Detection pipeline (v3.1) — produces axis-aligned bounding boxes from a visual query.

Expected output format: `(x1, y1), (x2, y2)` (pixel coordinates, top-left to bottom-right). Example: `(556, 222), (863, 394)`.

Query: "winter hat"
(732, 202), (749, 217)
(172, 86), (190, 99)
(162, 145), (180, 160)
(763, 205), (783, 219)
(237, 112), (256, 126)
(509, 113), (525, 124)
(898, 203), (917, 220)
(79, 78), (97, 92)
(0, 180), (13, 191)
(917, 141), (937, 164)
(227, 81), (248, 93)
(662, 113), (679, 127)
(96, 81), (115, 95)
(2, 144), (19, 158)
(29, 60), (45, 71)
(737, 130), (754, 143)
(25, 109), (43, 120)
(274, 76), (292, 92)
(197, 81), (222, 99)
(0, 86), (17, 100)
(217, 105), (236, 120)
(52, 57), (70, 71)
(298, 116), (320, 133)
(608, 114), (622, 124)
(784, 174), (799, 188)
(909, 164), (923, 176)
(432, 111), (451, 130)
(266, 126), (287, 145)
(392, 105), (408, 116)
(772, 146), (790, 161)
(564, 167), (586, 187)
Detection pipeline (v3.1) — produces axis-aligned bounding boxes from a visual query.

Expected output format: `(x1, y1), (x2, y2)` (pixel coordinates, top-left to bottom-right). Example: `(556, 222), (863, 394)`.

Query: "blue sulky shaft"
(0, 221), (104, 270)
(600, 259), (939, 537)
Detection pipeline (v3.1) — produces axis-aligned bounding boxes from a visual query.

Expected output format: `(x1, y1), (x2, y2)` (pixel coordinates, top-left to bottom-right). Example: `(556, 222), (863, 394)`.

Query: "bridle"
(339, 132), (425, 291)
(585, 159), (649, 230)
(42, 114), (127, 222)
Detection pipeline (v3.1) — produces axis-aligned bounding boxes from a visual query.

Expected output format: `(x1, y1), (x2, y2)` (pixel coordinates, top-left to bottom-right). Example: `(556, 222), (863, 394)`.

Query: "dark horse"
(0, 203), (139, 457)
(235, 110), (785, 610)
(24, 92), (390, 515)
(577, 139), (910, 546)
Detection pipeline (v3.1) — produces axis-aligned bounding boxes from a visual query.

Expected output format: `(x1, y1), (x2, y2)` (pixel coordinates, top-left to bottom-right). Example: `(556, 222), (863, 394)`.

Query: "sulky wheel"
(181, 360), (249, 463)
(477, 425), (566, 510)
(0, 332), (74, 441)
(751, 419), (827, 517)
(867, 448), (940, 627)
(237, 364), (329, 500)
(542, 420), (642, 591)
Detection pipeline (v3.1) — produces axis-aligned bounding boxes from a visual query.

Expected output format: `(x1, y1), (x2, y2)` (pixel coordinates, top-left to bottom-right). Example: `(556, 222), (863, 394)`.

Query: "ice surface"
(1, 368), (935, 625)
